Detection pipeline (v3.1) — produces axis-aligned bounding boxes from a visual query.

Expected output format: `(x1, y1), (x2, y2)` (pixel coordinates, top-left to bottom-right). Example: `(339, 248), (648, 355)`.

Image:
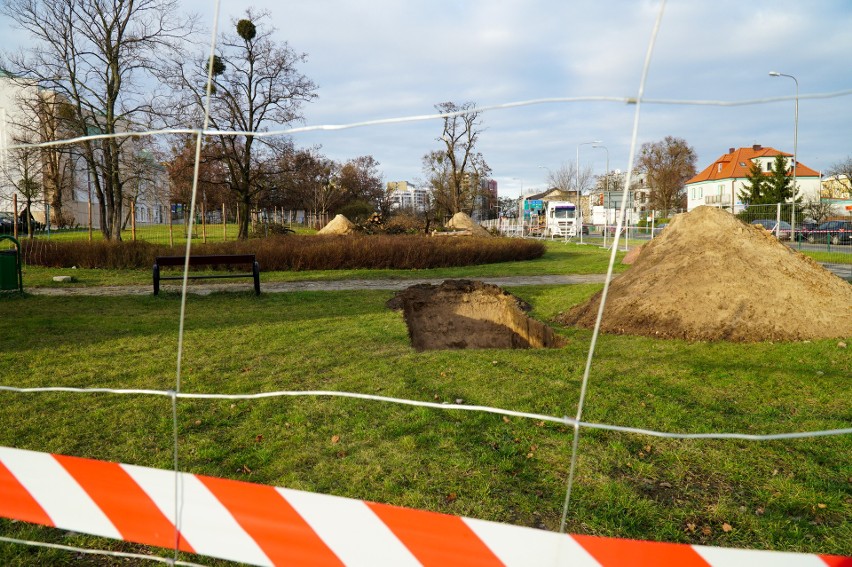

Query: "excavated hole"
(387, 280), (566, 351)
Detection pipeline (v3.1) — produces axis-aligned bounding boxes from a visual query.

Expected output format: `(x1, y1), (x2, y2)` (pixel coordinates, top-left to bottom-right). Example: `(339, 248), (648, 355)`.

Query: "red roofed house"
(685, 144), (820, 213)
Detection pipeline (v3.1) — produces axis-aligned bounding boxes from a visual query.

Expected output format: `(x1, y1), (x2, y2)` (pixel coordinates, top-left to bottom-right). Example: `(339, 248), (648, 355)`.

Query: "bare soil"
(388, 279), (565, 351)
(557, 206), (852, 342)
(317, 214), (355, 235)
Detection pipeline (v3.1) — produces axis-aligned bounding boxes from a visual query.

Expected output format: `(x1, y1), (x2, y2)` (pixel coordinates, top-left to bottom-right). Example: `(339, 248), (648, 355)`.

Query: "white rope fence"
(1, 385), (850, 442)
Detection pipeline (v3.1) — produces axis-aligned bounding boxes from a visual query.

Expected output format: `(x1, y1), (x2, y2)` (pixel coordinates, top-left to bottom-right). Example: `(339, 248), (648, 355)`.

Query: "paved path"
(27, 274), (609, 297)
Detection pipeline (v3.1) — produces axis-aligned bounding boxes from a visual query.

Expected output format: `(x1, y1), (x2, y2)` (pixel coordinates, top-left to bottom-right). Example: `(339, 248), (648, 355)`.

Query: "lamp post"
(769, 71), (798, 238)
(512, 177), (525, 236)
(577, 140), (602, 244)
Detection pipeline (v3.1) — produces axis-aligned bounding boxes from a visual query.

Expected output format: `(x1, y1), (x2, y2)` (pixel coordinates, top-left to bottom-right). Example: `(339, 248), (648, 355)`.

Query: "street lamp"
(577, 140), (601, 244)
(769, 71), (798, 206)
(512, 177), (525, 236)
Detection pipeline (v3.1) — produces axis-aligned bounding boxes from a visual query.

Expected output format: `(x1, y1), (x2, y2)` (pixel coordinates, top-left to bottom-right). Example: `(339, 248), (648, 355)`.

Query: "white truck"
(544, 201), (579, 238)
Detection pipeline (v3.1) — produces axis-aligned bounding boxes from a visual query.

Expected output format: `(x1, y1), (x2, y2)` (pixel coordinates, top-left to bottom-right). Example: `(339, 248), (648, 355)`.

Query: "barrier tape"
(0, 447), (848, 566)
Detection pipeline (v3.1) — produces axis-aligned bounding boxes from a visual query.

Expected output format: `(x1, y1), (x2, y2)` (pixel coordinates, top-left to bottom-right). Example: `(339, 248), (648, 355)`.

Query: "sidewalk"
(26, 274), (610, 297)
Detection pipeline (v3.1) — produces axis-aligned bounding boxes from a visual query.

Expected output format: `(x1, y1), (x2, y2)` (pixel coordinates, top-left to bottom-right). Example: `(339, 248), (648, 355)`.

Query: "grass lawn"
(18, 240), (628, 288)
(0, 284), (849, 564)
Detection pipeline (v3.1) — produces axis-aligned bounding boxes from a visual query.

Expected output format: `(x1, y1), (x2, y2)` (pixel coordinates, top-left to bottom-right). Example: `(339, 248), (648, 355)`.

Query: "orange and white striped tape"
(0, 447), (848, 566)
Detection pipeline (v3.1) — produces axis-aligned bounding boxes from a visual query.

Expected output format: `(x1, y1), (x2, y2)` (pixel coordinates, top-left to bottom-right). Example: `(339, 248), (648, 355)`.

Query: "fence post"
(12, 194), (17, 239)
(790, 201), (796, 243)
(201, 200), (207, 244)
(775, 202), (782, 239)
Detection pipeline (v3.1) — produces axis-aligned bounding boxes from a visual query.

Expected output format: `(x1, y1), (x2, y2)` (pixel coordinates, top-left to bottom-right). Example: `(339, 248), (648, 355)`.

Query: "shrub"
(20, 235), (545, 271)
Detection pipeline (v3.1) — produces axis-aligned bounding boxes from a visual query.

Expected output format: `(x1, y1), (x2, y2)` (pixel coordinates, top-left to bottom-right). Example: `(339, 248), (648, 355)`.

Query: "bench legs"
(253, 261), (261, 295)
(153, 264), (160, 296)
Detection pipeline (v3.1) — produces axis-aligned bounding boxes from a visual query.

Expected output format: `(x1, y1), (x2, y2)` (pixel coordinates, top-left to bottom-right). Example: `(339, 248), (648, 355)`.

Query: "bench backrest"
(155, 254), (256, 267)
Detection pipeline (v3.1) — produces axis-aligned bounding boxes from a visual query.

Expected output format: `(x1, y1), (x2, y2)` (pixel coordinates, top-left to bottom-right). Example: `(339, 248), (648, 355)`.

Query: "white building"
(387, 180), (430, 213)
(1, 73), (169, 230)
(685, 144), (821, 213)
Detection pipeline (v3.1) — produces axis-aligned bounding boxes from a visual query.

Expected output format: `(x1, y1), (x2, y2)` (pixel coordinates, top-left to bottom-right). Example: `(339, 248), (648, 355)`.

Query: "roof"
(525, 187), (574, 201)
(686, 145), (820, 185)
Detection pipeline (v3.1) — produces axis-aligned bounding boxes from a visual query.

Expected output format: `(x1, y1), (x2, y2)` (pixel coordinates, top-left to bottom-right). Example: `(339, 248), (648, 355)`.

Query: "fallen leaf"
(772, 469), (779, 476)
(638, 451), (645, 458)
(502, 416), (511, 423)
(755, 507), (765, 516)
(242, 464), (252, 474)
(659, 482), (672, 488)
(455, 398), (464, 404)
(255, 434), (263, 443)
(643, 445), (651, 453)
(686, 523), (696, 533)
(331, 435), (340, 444)
(194, 419), (201, 425)
(722, 523), (732, 533)
(536, 420), (545, 427)
(434, 393), (440, 400)
(445, 493), (457, 503)
(817, 503), (827, 509)
(526, 452), (534, 459)
(702, 526), (712, 536)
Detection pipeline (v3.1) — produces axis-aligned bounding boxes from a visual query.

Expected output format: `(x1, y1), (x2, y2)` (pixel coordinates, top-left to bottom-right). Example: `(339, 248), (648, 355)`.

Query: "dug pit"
(387, 279), (565, 351)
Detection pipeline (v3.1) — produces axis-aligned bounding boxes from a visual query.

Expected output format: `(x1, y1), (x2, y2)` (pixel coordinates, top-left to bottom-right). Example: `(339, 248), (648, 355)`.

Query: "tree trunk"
(238, 196), (251, 239)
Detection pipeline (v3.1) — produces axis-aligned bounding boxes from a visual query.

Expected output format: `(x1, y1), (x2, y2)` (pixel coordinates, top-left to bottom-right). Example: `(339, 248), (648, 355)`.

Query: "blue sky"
(2, 0), (852, 198)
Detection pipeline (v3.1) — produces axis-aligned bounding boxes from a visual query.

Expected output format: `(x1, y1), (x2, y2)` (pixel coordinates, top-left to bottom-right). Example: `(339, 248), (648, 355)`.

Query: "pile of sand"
(445, 212), (491, 237)
(388, 280), (565, 350)
(557, 206), (852, 341)
(317, 214), (356, 235)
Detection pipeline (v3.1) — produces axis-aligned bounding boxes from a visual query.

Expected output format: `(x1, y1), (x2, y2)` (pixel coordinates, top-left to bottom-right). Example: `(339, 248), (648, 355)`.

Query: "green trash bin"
(0, 235), (23, 294)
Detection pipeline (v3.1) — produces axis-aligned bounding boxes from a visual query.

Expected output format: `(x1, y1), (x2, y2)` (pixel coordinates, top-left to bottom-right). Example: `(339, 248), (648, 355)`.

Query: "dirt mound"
(388, 280), (565, 350)
(445, 212), (491, 237)
(557, 206), (852, 341)
(317, 214), (356, 235)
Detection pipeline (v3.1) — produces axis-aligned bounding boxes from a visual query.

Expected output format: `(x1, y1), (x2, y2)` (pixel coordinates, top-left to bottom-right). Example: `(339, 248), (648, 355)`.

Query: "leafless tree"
(162, 9), (317, 239)
(424, 101), (491, 216)
(2, 136), (43, 237)
(1, 0), (197, 240)
(801, 198), (837, 223)
(546, 162), (594, 194)
(638, 136), (697, 215)
(824, 156), (852, 199)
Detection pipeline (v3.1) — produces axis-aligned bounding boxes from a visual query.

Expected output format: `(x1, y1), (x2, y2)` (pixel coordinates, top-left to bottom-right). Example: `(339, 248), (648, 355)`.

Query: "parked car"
(0, 211), (44, 235)
(0, 212), (14, 234)
(803, 220), (852, 245)
(749, 219), (792, 240)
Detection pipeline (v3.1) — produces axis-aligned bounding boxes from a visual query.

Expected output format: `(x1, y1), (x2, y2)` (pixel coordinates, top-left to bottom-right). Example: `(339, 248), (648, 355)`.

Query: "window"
(766, 161), (772, 172)
(717, 163), (723, 173)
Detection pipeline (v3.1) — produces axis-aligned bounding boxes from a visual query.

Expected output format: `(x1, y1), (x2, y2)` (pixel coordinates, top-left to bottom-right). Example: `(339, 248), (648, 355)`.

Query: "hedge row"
(20, 235), (545, 271)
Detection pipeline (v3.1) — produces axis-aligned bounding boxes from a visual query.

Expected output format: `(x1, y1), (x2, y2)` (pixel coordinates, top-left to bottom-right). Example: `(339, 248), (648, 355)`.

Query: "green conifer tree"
(738, 159), (766, 204)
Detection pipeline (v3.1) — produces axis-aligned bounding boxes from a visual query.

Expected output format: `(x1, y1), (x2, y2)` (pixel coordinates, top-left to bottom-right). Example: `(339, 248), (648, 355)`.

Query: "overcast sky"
(3, 0), (852, 198)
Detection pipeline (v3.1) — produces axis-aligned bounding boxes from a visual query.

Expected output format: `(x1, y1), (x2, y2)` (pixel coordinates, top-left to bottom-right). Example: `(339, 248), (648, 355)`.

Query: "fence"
(482, 204), (851, 276)
(1, 207), (332, 246)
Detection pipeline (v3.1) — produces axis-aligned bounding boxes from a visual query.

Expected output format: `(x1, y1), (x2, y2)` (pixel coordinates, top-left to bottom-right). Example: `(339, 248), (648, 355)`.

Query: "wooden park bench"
(153, 254), (260, 296)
